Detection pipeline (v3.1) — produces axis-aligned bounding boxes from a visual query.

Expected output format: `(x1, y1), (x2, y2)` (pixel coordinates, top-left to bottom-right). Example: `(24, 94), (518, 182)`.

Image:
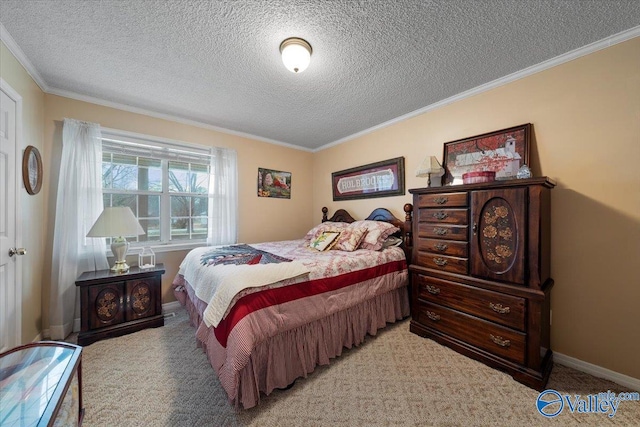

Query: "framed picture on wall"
(442, 124), (531, 185)
(331, 157), (405, 201)
(22, 145), (43, 195)
(258, 168), (291, 199)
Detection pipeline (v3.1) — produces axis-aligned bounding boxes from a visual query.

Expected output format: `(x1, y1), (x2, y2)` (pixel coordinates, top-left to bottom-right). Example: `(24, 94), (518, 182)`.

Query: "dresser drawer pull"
(433, 211), (449, 220)
(433, 257), (448, 267)
(489, 303), (511, 314)
(490, 334), (511, 348)
(434, 197), (449, 205)
(426, 311), (441, 322)
(434, 243), (448, 251)
(434, 228), (448, 236)
(425, 285), (440, 295)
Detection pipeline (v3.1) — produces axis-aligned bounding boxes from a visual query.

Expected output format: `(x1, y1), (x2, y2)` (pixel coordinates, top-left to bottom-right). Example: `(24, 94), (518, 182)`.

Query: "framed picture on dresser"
(442, 124), (531, 185)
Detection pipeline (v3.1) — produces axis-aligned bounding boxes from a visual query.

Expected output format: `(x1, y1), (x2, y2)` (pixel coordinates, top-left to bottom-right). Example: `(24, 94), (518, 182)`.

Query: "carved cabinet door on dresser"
(409, 178), (555, 390)
(76, 264), (165, 346)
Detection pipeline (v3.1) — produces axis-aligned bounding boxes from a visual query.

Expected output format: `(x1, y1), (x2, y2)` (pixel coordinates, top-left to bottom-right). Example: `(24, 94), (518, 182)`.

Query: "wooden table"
(0, 341), (84, 426)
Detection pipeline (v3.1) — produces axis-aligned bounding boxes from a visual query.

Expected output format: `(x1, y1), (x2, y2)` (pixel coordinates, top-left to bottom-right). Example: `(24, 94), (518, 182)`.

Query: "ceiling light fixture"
(279, 37), (312, 73)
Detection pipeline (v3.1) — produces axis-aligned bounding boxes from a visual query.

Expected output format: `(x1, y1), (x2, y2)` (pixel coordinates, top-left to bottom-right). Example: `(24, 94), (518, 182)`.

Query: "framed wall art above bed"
(331, 157), (405, 201)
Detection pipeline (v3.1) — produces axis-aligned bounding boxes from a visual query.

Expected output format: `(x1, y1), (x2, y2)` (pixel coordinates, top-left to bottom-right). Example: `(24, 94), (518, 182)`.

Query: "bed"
(172, 205), (413, 409)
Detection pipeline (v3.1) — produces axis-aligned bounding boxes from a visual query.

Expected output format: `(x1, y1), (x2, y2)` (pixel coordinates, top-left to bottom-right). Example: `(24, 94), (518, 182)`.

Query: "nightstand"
(75, 264), (165, 346)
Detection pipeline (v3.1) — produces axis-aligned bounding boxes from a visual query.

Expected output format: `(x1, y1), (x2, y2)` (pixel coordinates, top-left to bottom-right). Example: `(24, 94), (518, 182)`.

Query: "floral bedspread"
(252, 239), (406, 279)
(178, 239), (407, 327)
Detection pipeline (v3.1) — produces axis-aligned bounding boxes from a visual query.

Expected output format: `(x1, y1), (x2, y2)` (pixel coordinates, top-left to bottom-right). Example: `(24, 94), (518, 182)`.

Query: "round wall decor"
(22, 145), (43, 195)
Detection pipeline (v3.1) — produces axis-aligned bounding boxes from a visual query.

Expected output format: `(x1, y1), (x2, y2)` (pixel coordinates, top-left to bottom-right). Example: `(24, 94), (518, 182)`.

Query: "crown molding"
(2, 21), (638, 154)
(315, 26), (640, 152)
(46, 87), (313, 152)
(0, 22), (49, 92)
(1, 23), (310, 152)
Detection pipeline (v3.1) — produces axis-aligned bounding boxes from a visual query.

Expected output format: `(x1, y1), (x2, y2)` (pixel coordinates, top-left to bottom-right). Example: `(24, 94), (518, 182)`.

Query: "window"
(101, 129), (238, 249)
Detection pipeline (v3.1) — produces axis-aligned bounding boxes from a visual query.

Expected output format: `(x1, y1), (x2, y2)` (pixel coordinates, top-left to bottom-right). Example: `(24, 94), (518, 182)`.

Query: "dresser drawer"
(415, 301), (526, 364)
(418, 208), (468, 225)
(417, 223), (468, 241)
(415, 253), (468, 274)
(417, 238), (468, 257)
(414, 275), (525, 330)
(416, 192), (468, 208)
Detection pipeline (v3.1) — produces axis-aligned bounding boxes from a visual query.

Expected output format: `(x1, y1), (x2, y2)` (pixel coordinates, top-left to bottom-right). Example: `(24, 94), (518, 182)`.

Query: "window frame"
(100, 128), (215, 254)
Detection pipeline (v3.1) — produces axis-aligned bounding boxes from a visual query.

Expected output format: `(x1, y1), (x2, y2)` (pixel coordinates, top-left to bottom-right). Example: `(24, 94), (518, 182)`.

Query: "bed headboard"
(321, 204), (413, 257)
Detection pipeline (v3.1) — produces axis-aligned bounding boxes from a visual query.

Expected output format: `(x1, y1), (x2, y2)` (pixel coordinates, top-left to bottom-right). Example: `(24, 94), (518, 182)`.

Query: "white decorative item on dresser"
(138, 246), (156, 269)
(409, 177), (555, 390)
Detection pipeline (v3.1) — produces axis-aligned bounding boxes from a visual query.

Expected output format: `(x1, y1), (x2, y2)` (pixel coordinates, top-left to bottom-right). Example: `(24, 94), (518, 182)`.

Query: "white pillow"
(381, 236), (403, 248)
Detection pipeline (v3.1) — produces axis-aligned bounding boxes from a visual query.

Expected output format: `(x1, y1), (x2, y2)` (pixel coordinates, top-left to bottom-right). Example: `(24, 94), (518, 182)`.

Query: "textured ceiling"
(1, 1), (639, 150)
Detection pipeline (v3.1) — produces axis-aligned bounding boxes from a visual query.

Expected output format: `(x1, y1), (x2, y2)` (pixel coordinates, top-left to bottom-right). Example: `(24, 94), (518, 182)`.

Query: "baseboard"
(34, 302), (181, 343)
(554, 352), (640, 392)
(162, 300), (182, 314)
(65, 302), (180, 333)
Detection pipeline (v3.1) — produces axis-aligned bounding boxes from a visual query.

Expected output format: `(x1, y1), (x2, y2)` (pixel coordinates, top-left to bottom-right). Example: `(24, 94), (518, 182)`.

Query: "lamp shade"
(87, 207), (145, 238)
(280, 37), (312, 73)
(415, 156), (444, 177)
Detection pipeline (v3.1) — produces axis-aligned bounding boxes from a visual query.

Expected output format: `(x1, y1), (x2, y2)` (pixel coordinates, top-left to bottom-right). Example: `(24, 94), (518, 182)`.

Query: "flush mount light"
(279, 37), (312, 73)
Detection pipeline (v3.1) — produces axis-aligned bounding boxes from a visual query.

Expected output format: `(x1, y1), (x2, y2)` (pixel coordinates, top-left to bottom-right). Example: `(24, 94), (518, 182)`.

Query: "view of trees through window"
(102, 152), (210, 244)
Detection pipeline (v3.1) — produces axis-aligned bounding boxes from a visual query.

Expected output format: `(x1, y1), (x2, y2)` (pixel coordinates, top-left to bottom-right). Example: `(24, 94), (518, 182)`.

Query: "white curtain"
(207, 147), (238, 245)
(49, 118), (109, 339)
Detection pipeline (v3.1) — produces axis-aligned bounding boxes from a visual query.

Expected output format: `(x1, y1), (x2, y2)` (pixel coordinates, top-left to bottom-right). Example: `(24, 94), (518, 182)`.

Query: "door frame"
(1, 77), (24, 346)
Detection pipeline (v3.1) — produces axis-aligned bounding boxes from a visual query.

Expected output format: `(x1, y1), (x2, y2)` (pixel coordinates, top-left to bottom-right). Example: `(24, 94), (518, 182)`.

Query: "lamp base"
(110, 237), (130, 274)
(111, 260), (130, 274)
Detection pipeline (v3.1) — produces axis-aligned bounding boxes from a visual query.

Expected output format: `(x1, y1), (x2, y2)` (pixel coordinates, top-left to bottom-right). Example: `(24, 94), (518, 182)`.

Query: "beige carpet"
(79, 310), (639, 426)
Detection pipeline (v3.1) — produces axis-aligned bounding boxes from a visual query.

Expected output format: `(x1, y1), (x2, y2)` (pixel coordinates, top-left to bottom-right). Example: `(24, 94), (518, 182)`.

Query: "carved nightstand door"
(76, 264), (165, 346)
(88, 281), (125, 329)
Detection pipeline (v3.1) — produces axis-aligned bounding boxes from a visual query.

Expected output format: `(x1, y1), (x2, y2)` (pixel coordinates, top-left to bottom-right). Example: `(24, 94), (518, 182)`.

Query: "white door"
(0, 85), (21, 352)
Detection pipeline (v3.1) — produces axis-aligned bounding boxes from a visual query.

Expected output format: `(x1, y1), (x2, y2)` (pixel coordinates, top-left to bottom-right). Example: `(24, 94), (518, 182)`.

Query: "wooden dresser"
(408, 177), (555, 390)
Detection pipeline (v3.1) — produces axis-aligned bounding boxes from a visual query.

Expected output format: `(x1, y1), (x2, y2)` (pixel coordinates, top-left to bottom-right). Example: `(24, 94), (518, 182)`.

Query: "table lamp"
(416, 155), (444, 187)
(87, 206), (145, 273)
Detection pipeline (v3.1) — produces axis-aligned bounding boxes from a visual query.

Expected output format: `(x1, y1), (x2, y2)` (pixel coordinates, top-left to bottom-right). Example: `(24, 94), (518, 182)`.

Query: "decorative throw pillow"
(304, 222), (350, 240)
(332, 226), (368, 252)
(309, 231), (341, 251)
(350, 220), (400, 251)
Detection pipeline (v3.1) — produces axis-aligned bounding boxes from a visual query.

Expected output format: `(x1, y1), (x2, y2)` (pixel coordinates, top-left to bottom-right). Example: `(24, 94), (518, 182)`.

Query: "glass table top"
(0, 344), (76, 427)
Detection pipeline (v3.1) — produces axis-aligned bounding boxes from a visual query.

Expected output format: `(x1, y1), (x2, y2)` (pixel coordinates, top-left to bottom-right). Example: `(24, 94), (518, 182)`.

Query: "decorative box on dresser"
(75, 264), (165, 346)
(408, 177), (555, 390)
